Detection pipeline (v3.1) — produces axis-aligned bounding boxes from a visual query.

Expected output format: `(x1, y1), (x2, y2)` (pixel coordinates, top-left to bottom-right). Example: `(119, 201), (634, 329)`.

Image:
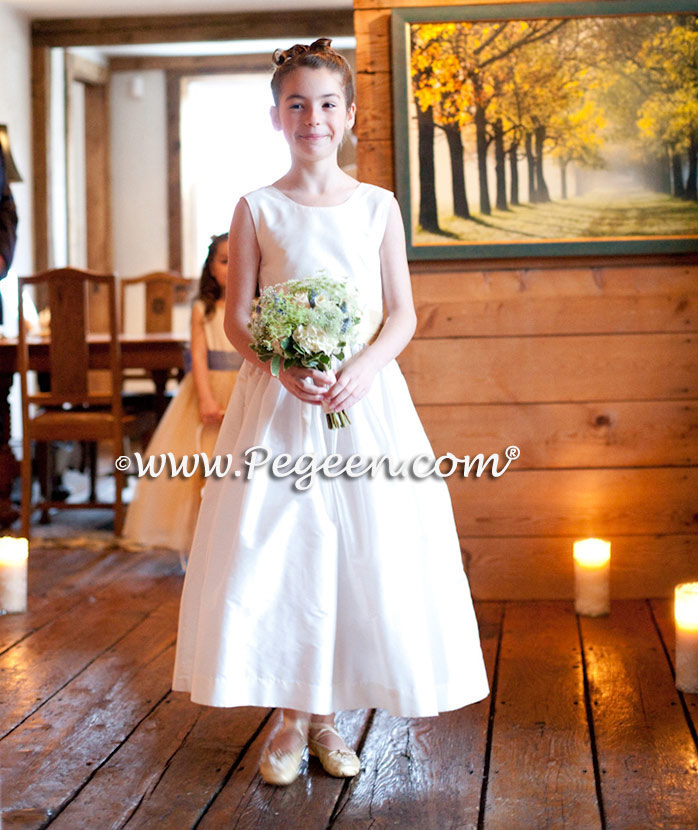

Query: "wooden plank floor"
(1, 546), (697, 829)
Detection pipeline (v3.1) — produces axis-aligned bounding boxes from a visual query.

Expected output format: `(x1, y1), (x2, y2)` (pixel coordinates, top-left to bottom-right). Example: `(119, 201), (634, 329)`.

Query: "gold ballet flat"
(259, 721), (307, 786)
(308, 724), (361, 778)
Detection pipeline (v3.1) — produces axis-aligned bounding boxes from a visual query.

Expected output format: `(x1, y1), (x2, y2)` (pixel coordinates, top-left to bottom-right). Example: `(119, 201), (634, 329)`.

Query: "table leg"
(0, 371), (20, 528)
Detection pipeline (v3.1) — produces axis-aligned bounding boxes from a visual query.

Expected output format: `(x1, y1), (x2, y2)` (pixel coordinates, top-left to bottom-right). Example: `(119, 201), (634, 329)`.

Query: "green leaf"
(270, 354), (282, 376)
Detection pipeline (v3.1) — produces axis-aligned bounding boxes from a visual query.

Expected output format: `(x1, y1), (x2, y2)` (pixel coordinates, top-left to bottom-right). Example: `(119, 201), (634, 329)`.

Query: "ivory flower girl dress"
(172, 183), (489, 717)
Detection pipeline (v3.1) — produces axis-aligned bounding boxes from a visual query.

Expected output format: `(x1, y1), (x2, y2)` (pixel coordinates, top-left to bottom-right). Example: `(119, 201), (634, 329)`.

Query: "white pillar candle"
(675, 582), (698, 694)
(573, 538), (611, 617)
(0, 536), (28, 614)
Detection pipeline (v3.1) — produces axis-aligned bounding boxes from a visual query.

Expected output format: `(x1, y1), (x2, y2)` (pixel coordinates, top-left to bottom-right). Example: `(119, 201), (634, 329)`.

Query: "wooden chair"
(18, 268), (147, 539)
(120, 271), (193, 417)
(120, 271), (192, 335)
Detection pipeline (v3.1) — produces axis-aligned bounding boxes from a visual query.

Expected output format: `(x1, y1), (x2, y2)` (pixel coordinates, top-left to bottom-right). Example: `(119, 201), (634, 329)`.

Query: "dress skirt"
(172, 352), (490, 718)
(124, 369), (238, 554)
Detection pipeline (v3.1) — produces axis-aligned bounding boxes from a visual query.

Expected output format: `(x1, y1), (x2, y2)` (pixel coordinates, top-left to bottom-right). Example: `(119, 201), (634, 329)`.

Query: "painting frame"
(391, 0), (698, 260)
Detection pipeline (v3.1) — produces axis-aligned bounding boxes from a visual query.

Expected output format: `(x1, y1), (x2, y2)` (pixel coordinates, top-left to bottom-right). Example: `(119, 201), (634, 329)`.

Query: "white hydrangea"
(293, 323), (336, 355)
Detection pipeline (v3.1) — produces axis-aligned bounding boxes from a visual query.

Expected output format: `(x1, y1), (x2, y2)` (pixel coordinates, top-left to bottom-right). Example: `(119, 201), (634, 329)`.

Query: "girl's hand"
(199, 396), (225, 427)
(323, 352), (379, 413)
(278, 364), (334, 404)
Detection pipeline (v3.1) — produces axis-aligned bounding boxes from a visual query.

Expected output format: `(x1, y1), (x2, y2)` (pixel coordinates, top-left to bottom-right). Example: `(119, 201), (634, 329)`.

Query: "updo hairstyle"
(270, 37), (355, 108)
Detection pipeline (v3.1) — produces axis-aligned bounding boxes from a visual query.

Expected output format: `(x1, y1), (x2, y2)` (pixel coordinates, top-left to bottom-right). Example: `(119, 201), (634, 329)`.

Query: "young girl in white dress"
(124, 234), (239, 557)
(172, 39), (489, 786)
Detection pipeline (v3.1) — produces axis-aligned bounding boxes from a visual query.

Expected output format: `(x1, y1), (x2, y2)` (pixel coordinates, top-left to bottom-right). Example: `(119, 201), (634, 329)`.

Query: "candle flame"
(0, 536), (29, 565)
(573, 538), (611, 569)
(675, 582), (698, 632)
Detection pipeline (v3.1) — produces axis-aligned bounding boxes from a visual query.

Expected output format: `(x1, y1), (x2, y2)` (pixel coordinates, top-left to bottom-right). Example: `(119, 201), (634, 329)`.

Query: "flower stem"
(326, 409), (352, 430)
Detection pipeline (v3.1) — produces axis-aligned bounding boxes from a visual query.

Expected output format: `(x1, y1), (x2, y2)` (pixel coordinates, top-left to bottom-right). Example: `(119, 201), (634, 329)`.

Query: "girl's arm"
(324, 197), (417, 413)
(190, 302), (224, 426)
(224, 198), (332, 404)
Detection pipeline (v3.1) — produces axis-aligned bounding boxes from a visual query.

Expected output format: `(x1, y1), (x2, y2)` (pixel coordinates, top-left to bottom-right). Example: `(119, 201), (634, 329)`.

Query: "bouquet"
(248, 273), (362, 429)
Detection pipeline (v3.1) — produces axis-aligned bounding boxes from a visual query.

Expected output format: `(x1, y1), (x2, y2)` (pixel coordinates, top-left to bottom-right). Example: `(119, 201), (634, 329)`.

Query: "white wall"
(0, 3), (32, 447)
(110, 70), (169, 278)
(0, 2), (32, 279)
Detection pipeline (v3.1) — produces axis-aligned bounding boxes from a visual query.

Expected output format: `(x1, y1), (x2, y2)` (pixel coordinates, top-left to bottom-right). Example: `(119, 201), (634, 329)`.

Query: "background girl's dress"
(173, 184), (489, 717)
(124, 300), (238, 554)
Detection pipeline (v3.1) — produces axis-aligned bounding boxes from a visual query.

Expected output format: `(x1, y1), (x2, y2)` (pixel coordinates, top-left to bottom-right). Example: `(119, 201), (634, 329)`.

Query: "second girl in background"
(124, 233), (240, 558)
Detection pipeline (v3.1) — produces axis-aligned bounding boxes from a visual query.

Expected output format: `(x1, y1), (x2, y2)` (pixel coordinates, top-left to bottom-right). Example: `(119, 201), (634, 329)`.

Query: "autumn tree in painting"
(409, 11), (698, 239)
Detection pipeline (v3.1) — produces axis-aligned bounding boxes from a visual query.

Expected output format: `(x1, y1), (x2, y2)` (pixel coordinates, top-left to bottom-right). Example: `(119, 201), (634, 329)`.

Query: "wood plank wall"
(353, 0), (698, 599)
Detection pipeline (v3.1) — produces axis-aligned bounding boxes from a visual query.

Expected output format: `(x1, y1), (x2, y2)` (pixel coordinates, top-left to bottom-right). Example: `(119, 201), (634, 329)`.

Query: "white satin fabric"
(172, 183), (489, 717)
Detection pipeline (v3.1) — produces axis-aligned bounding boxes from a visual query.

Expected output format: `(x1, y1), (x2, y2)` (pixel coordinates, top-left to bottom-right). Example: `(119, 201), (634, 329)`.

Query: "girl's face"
(270, 67), (356, 162)
(209, 240), (228, 290)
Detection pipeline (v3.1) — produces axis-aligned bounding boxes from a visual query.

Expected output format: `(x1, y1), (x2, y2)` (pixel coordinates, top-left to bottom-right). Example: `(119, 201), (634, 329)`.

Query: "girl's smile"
(271, 68), (355, 161)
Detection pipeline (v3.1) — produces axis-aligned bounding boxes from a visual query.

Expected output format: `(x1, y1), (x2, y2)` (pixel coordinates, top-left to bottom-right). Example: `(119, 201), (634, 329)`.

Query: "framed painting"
(391, 0), (698, 260)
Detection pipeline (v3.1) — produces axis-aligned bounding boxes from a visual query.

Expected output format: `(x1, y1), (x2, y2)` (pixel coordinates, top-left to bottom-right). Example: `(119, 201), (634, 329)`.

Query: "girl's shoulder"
(242, 181), (394, 211)
(356, 181), (394, 201)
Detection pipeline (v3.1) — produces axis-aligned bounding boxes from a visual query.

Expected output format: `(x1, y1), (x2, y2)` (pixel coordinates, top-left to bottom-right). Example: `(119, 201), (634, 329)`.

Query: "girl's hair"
(198, 232), (227, 318)
(271, 37), (354, 108)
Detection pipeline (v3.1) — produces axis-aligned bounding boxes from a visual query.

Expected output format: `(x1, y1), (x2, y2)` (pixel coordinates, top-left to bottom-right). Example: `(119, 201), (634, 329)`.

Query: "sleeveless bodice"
(192, 300), (235, 353)
(243, 183), (393, 342)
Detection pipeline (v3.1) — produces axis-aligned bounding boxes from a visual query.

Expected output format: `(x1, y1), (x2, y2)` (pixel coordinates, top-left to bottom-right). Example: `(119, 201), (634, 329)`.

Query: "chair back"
(120, 272), (192, 334)
(18, 268), (122, 413)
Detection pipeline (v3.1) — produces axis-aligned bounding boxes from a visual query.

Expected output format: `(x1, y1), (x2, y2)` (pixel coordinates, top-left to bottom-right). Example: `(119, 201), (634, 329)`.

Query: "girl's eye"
(323, 103), (336, 108)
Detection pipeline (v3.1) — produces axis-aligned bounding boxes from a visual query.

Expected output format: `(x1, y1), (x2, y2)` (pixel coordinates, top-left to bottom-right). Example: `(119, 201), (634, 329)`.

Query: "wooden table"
(0, 333), (189, 529)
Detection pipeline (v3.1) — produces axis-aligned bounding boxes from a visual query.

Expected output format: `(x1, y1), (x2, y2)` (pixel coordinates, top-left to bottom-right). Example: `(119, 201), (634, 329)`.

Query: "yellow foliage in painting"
(409, 12), (698, 172)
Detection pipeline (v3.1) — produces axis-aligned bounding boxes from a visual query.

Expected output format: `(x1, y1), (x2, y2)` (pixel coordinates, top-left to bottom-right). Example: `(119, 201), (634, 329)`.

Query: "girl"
(124, 233), (240, 558)
(172, 40), (489, 786)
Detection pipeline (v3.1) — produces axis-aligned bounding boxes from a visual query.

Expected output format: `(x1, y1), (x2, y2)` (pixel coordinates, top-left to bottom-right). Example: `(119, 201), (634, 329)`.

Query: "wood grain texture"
(84, 81), (113, 273)
(332, 602), (502, 829)
(484, 602), (600, 829)
(50, 701), (270, 830)
(418, 400), (698, 469)
(446, 467), (698, 537)
(411, 266), (698, 337)
(0, 601), (178, 824)
(354, 9), (392, 74)
(0, 548), (165, 654)
(31, 10), (354, 47)
(0, 572), (179, 738)
(355, 72), (392, 142)
(581, 601), (698, 829)
(399, 334), (698, 405)
(463, 535), (698, 600)
(6, 547), (698, 826)
(166, 73), (182, 275)
(356, 139), (393, 190)
(355, 0), (599, 9)
(31, 45), (50, 273)
(109, 53), (274, 73)
(197, 709), (371, 828)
